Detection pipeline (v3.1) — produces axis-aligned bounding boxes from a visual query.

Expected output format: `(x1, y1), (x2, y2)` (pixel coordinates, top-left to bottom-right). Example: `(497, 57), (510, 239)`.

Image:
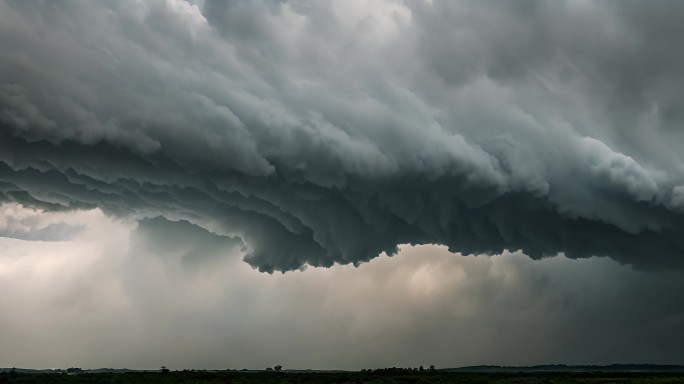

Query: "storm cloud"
(2, 0), (684, 271)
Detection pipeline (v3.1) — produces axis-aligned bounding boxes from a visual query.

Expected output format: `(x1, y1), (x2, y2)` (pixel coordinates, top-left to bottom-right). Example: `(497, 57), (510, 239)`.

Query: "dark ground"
(3, 370), (684, 384)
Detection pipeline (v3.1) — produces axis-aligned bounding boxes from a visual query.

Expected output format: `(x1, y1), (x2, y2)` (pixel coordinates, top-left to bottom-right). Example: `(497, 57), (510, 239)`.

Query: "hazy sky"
(1, 0), (684, 369)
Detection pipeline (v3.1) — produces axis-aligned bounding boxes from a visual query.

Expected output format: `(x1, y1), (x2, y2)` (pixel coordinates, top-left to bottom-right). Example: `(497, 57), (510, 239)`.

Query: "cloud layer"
(2, 0), (684, 271)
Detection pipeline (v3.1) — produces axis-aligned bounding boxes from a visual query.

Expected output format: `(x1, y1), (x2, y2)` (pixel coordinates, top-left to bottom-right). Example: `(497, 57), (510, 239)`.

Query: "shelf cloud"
(2, 0), (684, 271)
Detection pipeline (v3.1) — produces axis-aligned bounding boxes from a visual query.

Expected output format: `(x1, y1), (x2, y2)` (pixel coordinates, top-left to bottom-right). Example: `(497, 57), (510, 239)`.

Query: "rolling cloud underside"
(1, 0), (684, 271)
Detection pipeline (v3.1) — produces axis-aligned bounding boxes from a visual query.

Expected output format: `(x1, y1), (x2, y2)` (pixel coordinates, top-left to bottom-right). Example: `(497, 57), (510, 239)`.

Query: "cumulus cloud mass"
(2, 0), (684, 272)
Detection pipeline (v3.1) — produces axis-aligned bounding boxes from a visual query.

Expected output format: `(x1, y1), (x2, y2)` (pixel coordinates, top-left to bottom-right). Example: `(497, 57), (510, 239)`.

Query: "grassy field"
(2, 370), (684, 384)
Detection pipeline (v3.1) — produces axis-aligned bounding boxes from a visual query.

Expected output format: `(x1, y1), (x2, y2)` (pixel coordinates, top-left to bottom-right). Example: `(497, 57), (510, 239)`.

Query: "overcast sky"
(1, 0), (684, 370)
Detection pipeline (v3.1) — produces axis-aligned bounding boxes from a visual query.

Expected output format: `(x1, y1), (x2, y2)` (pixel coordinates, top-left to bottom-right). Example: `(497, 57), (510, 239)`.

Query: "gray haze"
(1, 0), (684, 369)
(2, 205), (684, 369)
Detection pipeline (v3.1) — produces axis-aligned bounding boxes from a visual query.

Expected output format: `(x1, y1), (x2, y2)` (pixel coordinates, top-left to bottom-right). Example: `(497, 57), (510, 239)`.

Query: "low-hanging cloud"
(0, 203), (85, 241)
(1, 0), (684, 271)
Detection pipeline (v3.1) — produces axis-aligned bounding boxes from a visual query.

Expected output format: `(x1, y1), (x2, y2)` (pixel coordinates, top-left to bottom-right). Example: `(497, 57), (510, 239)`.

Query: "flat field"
(3, 371), (684, 384)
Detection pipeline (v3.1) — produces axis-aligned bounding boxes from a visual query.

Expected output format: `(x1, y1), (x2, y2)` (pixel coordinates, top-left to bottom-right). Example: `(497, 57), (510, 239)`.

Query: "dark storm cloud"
(1, 0), (684, 271)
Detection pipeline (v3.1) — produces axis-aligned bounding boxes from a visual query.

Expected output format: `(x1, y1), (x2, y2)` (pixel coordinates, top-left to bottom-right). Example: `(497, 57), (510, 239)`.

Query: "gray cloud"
(0, 203), (84, 241)
(1, 0), (684, 271)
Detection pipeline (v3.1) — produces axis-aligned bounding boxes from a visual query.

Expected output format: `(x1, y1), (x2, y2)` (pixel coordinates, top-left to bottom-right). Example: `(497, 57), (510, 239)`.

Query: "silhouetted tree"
(160, 366), (170, 374)
(274, 365), (283, 372)
(419, 365), (425, 372)
(429, 364), (436, 371)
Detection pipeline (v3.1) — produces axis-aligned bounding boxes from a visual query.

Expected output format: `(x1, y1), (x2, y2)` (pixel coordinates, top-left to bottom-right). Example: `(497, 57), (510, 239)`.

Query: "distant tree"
(160, 366), (170, 374)
(266, 367), (273, 371)
(429, 365), (436, 371)
(274, 365), (283, 372)
(419, 366), (425, 372)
